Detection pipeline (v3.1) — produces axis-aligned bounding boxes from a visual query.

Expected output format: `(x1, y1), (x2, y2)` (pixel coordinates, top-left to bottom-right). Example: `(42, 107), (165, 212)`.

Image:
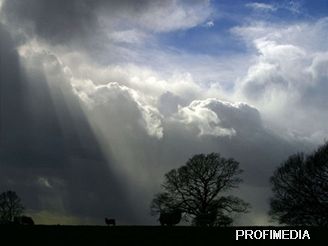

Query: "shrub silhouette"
(159, 209), (182, 226)
(105, 218), (116, 226)
(14, 215), (34, 225)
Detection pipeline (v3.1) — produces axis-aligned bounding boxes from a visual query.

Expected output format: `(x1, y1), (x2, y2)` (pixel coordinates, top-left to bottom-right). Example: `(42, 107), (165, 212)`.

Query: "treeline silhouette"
(151, 142), (328, 227)
(1, 143), (327, 227)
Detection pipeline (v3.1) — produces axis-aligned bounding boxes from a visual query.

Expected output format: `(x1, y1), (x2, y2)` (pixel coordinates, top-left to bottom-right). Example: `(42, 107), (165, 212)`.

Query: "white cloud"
(283, 0), (302, 15)
(109, 29), (150, 44)
(246, 2), (277, 12)
(205, 20), (214, 27)
(71, 79), (164, 139)
(309, 52), (328, 82)
(173, 99), (237, 137)
(92, 0), (212, 35)
(246, 1), (304, 15)
(37, 177), (52, 189)
(133, 0), (212, 32)
(232, 19), (328, 143)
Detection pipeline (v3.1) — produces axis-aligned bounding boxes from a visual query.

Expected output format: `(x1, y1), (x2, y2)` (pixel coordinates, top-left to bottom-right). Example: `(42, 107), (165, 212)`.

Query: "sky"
(0, 0), (327, 225)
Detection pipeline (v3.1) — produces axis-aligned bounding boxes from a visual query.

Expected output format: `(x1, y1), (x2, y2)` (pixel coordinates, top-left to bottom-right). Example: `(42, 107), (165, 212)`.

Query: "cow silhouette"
(105, 218), (116, 226)
(159, 209), (182, 226)
(14, 216), (34, 225)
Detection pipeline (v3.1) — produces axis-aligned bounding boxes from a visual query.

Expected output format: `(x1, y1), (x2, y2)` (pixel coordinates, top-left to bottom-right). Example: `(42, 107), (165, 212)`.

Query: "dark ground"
(0, 225), (326, 245)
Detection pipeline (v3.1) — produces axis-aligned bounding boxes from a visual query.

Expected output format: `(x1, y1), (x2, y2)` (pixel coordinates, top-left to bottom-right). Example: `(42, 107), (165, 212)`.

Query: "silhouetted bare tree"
(270, 143), (328, 226)
(0, 190), (24, 223)
(151, 153), (249, 226)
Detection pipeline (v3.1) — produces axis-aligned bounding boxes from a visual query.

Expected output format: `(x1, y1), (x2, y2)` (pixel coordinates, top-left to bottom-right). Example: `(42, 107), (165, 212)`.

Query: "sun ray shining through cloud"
(0, 0), (327, 226)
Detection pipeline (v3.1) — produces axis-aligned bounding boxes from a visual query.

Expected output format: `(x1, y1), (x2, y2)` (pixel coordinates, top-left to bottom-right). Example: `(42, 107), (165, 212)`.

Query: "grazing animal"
(105, 218), (116, 226)
(14, 216), (34, 225)
(159, 209), (182, 226)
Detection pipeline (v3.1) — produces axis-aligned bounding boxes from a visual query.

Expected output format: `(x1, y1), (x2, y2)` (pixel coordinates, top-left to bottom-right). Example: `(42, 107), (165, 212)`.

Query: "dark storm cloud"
(2, 0), (96, 44)
(0, 23), (139, 224)
(2, 0), (209, 45)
